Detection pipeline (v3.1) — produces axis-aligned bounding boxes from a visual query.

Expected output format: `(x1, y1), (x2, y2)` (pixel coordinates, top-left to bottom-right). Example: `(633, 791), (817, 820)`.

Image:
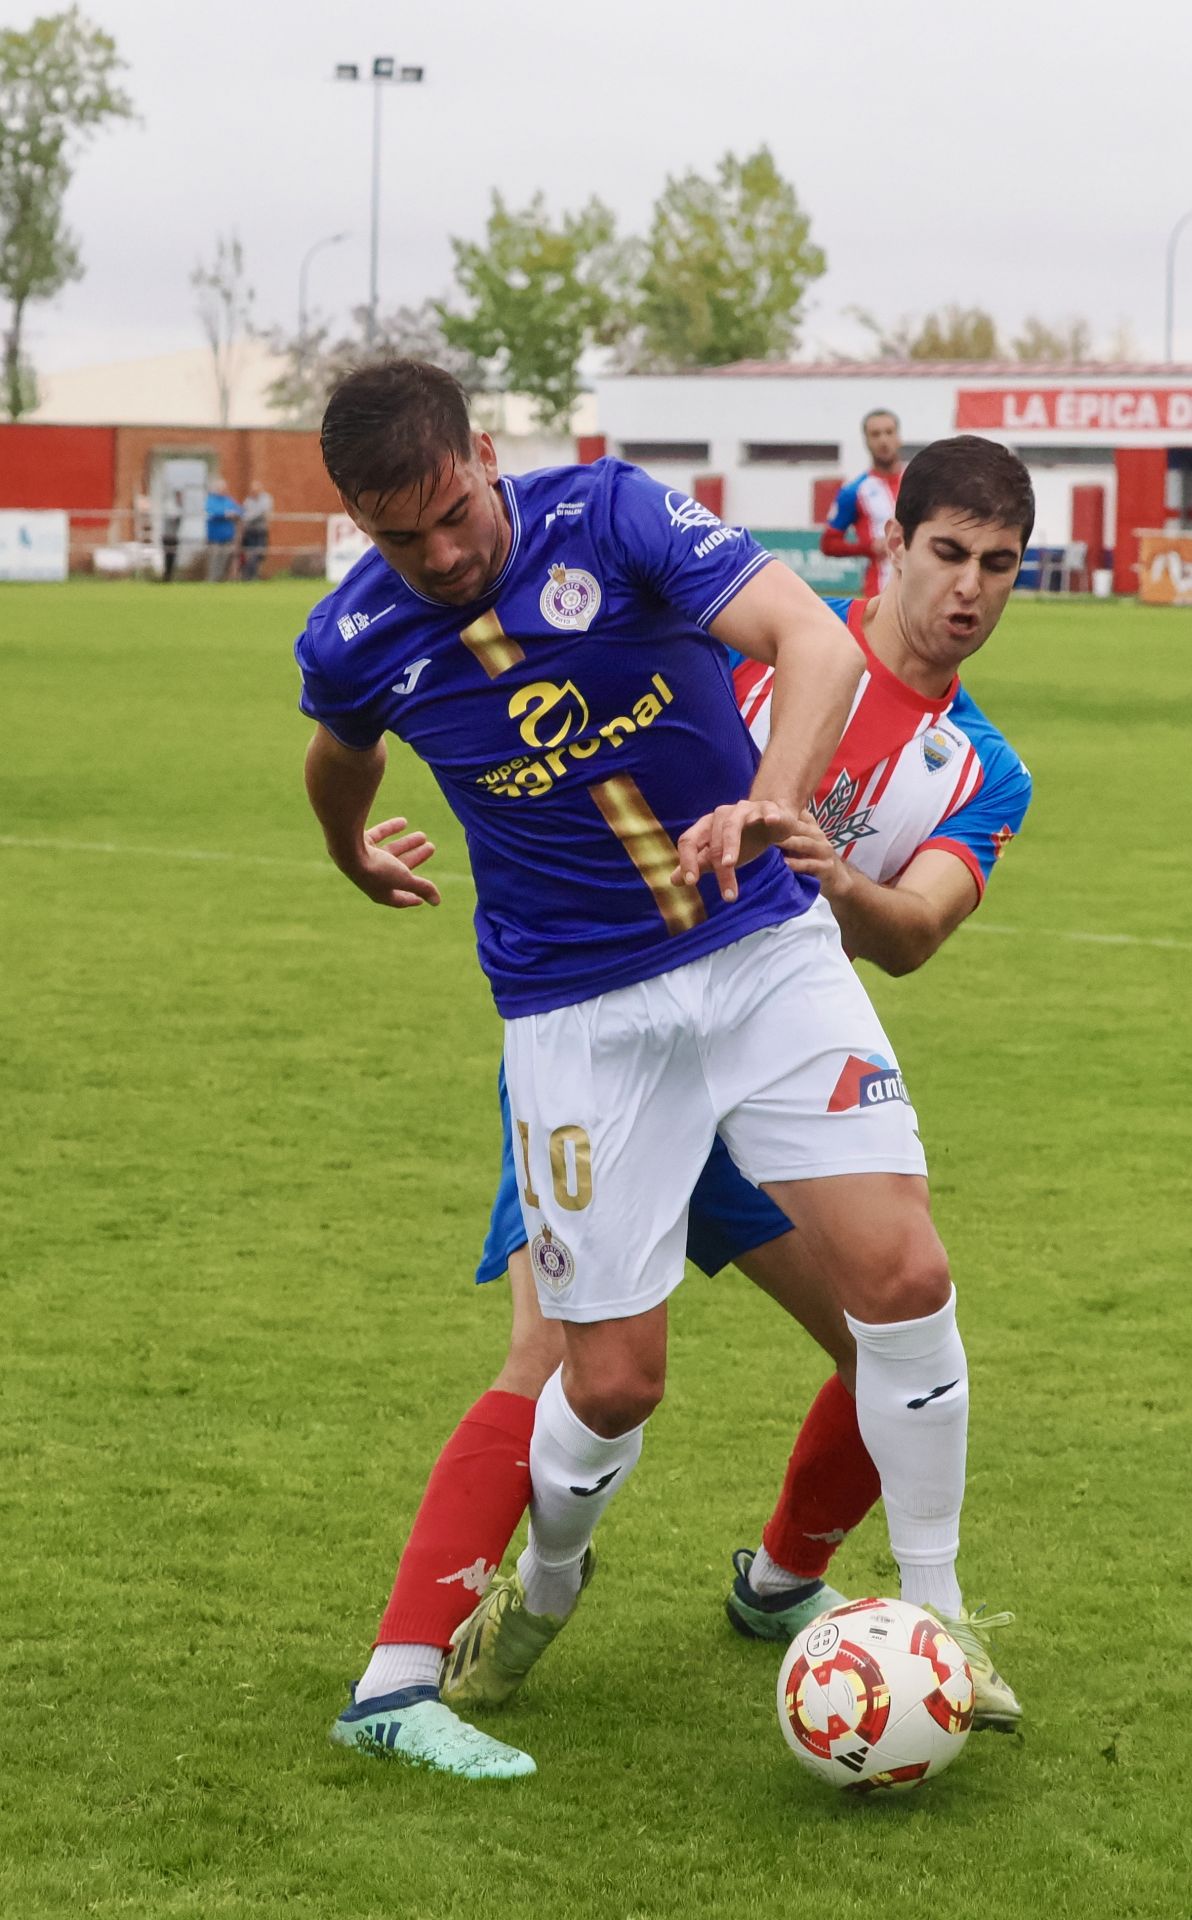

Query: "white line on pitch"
(0, 834), (474, 885)
(965, 921), (1191, 953)
(3, 836), (1188, 950)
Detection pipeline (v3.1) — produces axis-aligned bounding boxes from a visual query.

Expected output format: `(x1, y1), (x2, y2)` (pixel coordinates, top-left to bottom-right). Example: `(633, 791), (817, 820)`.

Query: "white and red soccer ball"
(777, 1598), (973, 1793)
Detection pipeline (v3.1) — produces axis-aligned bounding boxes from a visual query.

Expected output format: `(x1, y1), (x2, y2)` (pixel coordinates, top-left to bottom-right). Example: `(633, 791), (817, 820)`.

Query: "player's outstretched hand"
(348, 816), (441, 909)
(778, 809), (851, 901)
(672, 799), (800, 904)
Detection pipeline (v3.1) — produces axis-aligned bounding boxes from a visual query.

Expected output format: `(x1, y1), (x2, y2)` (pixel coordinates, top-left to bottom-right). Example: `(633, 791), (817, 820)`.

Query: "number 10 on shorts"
(516, 1118), (593, 1213)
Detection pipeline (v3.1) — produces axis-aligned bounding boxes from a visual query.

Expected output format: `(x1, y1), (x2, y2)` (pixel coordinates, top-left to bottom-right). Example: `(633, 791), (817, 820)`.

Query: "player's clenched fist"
(349, 816), (442, 909)
(673, 799), (801, 903)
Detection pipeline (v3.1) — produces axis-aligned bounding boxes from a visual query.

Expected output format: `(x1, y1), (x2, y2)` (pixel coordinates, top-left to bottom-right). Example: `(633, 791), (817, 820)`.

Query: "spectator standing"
(240, 480), (274, 581)
(161, 490), (183, 583)
(820, 410), (904, 597)
(204, 478), (241, 581)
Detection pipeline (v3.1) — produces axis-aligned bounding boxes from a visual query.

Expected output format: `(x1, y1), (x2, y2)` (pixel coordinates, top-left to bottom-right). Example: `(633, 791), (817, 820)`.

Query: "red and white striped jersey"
(731, 597), (1032, 899)
(821, 468), (903, 597)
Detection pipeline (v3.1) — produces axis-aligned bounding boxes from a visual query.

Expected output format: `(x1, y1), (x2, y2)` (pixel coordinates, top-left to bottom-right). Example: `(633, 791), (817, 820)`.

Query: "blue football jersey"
(295, 460), (815, 1016)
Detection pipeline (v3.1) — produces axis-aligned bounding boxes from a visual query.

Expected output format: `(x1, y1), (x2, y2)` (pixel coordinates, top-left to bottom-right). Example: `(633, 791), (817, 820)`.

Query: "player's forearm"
(304, 729), (388, 874)
(820, 526), (874, 560)
(750, 626), (863, 815)
(825, 868), (944, 976)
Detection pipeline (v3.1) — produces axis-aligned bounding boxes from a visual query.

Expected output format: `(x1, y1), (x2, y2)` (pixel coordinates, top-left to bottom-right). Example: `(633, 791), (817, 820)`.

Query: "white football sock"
(846, 1286), (967, 1617)
(355, 1641), (442, 1702)
(519, 1366), (645, 1615)
(746, 1543), (819, 1597)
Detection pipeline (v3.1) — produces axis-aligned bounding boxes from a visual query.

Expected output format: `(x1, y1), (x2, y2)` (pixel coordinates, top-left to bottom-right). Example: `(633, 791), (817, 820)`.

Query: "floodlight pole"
(368, 74), (384, 346)
(1164, 208), (1192, 362)
(298, 231), (349, 341)
(334, 57), (425, 349)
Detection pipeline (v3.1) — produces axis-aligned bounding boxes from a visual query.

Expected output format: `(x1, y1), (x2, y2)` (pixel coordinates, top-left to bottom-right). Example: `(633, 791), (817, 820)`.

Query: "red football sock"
(762, 1372), (882, 1580)
(374, 1389), (535, 1649)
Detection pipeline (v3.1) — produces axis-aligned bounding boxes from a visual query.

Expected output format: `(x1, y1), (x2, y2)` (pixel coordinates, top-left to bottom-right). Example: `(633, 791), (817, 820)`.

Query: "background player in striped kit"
(821, 408), (904, 597)
(343, 436), (1035, 1778)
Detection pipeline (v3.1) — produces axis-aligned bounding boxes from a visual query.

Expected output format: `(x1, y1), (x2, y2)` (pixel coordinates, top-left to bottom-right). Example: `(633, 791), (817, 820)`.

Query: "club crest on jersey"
(540, 563), (601, 632)
(921, 726), (956, 773)
(828, 1053), (910, 1114)
(530, 1225), (575, 1294)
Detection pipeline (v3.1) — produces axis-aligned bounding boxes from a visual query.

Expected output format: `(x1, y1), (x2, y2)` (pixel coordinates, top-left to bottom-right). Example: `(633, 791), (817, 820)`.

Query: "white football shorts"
(502, 904), (927, 1322)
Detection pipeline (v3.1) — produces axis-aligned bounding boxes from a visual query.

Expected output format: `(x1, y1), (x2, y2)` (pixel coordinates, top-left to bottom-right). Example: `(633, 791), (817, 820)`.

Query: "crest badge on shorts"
(530, 1225), (576, 1294)
(540, 563), (601, 632)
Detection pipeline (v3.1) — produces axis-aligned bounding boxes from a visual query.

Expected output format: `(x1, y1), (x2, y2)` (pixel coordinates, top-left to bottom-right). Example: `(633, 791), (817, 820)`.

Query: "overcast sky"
(18, 0), (1192, 374)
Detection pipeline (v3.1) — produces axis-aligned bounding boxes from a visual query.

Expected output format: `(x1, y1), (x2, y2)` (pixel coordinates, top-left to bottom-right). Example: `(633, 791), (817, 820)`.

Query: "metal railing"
(62, 507), (337, 579)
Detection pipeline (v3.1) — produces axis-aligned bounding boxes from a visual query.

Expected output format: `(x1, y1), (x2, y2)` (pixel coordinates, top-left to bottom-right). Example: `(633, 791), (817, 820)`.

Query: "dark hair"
(320, 359), (474, 509)
(896, 435), (1035, 550)
(862, 407), (899, 432)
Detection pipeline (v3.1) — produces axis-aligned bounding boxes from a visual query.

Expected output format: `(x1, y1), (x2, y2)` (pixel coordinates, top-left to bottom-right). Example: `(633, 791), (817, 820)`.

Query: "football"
(777, 1598), (974, 1793)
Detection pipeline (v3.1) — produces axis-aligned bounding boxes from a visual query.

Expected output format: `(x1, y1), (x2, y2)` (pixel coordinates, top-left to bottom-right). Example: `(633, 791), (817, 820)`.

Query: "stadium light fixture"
(1164, 209), (1192, 362)
(334, 55), (426, 347)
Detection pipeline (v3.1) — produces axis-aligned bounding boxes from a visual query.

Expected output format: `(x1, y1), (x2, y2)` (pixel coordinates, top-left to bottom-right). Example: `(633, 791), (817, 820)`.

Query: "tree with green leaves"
(632, 147), (825, 370)
(191, 232), (255, 428)
(266, 298), (485, 430)
(1010, 314), (1094, 362)
(851, 305), (1101, 364)
(852, 304), (1003, 361)
(438, 192), (639, 431)
(0, 7), (134, 419)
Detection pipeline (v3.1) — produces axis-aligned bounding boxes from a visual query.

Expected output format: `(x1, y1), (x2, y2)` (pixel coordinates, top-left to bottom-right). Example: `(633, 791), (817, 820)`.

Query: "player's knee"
(851, 1235), (952, 1325)
(564, 1358), (665, 1438)
(873, 1254), (952, 1323)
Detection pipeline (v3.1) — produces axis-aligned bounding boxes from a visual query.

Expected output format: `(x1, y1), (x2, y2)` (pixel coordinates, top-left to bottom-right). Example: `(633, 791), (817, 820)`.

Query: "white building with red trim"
(590, 362), (1192, 592)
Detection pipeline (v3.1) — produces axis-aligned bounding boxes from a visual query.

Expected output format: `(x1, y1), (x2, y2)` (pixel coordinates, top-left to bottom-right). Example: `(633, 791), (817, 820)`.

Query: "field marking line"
(0, 834), (474, 886)
(3, 835), (1189, 951)
(965, 920), (1192, 954)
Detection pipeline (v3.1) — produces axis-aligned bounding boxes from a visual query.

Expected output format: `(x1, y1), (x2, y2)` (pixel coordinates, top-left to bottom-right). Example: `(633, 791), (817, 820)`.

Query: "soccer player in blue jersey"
(356, 439), (1034, 1780)
(299, 365), (999, 1778)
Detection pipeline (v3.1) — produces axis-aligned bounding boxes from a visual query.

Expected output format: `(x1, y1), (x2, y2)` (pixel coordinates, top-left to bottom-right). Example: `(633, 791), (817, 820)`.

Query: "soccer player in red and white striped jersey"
(821, 408), (904, 597)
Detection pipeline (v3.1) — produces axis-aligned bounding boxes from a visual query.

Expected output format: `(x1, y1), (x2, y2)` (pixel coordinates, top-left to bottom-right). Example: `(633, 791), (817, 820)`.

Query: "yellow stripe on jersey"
(589, 774), (707, 936)
(459, 610), (525, 679)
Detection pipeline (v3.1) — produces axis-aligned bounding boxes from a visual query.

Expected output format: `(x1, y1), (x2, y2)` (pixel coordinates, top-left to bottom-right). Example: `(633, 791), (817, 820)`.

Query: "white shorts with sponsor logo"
(502, 904), (926, 1322)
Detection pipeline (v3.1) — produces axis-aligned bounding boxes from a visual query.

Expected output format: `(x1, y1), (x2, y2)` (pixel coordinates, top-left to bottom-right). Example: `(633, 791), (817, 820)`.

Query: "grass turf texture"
(2, 582), (1189, 1919)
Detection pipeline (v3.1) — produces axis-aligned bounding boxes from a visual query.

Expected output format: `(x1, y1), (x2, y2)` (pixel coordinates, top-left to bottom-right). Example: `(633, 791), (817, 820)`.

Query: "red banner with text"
(956, 389), (1192, 433)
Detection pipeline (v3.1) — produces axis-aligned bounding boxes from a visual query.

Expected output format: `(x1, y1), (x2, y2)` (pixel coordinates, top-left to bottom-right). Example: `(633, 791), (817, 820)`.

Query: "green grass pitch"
(1, 581), (1190, 1918)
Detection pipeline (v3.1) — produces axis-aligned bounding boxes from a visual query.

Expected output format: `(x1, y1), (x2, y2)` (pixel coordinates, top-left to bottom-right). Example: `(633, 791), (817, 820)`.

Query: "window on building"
(1010, 445), (1115, 467)
(619, 440), (711, 464)
(742, 442), (840, 464)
